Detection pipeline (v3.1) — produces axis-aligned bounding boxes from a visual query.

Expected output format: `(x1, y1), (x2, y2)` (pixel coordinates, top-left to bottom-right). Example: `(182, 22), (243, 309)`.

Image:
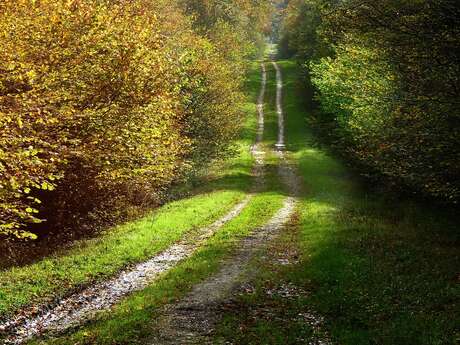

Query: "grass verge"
(214, 60), (460, 345)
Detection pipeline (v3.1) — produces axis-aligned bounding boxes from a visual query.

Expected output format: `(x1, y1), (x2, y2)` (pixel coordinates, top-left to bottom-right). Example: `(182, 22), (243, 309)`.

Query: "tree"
(280, 0), (460, 202)
(0, 0), (271, 238)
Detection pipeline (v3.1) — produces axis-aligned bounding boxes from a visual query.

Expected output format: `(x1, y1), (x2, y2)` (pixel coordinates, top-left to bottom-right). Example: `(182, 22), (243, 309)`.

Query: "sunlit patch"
(308, 201), (338, 214)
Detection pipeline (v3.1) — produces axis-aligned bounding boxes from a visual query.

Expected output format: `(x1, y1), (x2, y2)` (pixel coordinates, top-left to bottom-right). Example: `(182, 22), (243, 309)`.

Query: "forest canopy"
(0, 0), (271, 239)
(278, 0), (460, 203)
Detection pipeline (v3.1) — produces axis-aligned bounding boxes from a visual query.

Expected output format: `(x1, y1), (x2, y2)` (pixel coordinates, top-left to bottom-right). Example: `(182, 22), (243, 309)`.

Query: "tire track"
(271, 61), (331, 345)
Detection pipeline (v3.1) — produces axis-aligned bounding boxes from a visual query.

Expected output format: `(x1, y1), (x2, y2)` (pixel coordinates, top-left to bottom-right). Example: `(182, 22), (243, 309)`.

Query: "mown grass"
(0, 192), (241, 317)
(26, 61), (287, 345)
(214, 60), (460, 345)
(0, 63), (263, 323)
(29, 191), (284, 345)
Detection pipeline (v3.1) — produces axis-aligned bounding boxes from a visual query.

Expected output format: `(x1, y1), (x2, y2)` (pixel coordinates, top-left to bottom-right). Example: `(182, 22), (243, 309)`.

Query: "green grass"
(214, 60), (460, 345)
(0, 192), (241, 317)
(29, 191), (284, 345)
(263, 61), (279, 145)
(26, 61), (287, 345)
(0, 63), (262, 322)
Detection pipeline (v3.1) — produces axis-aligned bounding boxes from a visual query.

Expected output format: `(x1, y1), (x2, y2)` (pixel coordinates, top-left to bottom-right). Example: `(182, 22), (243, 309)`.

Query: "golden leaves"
(1, 0), (266, 238)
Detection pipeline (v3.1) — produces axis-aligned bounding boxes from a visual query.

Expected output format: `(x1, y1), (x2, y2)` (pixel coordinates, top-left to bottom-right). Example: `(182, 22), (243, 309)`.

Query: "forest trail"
(1, 61), (299, 344)
(2, 58), (454, 345)
(2, 1), (457, 343)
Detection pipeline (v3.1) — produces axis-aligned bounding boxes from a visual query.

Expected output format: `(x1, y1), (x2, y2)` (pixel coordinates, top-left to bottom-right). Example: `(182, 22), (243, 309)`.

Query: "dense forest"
(0, 0), (271, 241)
(278, 0), (460, 203)
(0, 2), (458, 344)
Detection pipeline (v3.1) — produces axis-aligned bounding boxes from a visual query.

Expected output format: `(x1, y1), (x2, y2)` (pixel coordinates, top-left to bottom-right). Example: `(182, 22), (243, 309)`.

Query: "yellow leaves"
(17, 230), (38, 240)
(25, 69), (37, 82)
(1, 0), (255, 239)
(6, 62), (17, 71)
(40, 181), (55, 191)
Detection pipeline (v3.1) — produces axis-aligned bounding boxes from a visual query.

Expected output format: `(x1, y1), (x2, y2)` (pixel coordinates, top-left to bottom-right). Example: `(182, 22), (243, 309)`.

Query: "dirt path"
(148, 61), (301, 344)
(250, 62), (267, 192)
(0, 198), (252, 344)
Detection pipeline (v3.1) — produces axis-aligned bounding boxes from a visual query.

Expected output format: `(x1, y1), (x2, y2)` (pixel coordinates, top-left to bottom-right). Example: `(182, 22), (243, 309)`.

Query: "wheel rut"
(0, 197), (251, 345)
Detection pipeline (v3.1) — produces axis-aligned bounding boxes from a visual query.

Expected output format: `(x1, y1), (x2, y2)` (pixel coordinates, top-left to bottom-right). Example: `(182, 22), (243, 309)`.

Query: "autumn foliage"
(0, 0), (269, 238)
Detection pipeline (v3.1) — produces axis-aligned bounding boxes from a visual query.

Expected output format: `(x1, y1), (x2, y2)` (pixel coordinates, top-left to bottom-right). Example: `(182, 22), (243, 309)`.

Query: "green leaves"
(280, 0), (460, 203)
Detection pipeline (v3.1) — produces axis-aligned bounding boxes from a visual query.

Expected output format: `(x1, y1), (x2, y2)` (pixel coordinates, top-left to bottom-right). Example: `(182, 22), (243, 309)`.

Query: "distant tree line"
(0, 0), (271, 239)
(279, 0), (460, 203)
